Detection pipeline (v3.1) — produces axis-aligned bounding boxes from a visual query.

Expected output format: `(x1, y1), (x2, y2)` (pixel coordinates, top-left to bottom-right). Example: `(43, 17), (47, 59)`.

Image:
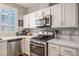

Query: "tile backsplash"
(27, 28), (79, 36)
(25, 28), (79, 41)
(57, 28), (79, 36)
(57, 28), (79, 41)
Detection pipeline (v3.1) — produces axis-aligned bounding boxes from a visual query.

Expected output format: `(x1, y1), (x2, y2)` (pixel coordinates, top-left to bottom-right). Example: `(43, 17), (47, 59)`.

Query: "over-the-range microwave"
(36, 15), (51, 28)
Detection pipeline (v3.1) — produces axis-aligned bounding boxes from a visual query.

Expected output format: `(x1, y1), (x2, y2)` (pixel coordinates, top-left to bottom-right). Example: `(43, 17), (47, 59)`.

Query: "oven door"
(30, 41), (45, 56)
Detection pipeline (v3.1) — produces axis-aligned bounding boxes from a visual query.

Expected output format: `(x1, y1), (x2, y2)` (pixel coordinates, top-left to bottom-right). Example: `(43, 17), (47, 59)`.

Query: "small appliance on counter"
(20, 29), (30, 35)
(27, 32), (33, 36)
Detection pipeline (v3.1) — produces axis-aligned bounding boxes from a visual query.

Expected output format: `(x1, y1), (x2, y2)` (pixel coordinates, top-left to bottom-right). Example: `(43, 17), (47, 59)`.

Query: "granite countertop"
(47, 39), (79, 48)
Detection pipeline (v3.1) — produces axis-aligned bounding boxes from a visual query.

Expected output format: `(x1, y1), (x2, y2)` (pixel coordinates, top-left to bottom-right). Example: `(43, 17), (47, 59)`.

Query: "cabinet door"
(48, 43), (60, 56)
(43, 7), (50, 17)
(0, 47), (7, 56)
(23, 14), (30, 28)
(29, 12), (36, 28)
(62, 3), (78, 27)
(20, 38), (25, 54)
(36, 10), (44, 19)
(25, 38), (30, 56)
(51, 4), (62, 28)
(0, 41), (7, 56)
(48, 53), (59, 56)
(61, 46), (77, 56)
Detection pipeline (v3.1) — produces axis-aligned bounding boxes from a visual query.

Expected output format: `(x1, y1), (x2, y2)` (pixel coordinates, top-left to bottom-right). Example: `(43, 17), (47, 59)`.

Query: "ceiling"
(17, 3), (49, 9)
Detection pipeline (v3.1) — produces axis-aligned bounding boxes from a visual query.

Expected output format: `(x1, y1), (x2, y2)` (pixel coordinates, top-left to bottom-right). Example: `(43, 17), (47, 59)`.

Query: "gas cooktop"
(31, 34), (54, 42)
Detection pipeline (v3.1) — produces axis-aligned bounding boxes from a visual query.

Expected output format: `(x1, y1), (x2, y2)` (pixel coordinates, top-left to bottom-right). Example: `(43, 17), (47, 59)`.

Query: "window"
(0, 7), (17, 32)
(9, 10), (17, 31)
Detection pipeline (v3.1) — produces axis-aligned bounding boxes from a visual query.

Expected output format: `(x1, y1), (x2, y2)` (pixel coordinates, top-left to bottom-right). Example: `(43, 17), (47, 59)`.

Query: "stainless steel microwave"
(36, 19), (45, 28)
(36, 15), (51, 28)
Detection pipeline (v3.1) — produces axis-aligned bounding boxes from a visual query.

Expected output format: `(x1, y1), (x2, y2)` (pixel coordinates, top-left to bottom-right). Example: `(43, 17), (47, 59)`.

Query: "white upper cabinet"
(51, 4), (62, 28)
(23, 14), (30, 28)
(43, 7), (51, 17)
(29, 12), (36, 28)
(51, 3), (78, 28)
(24, 3), (78, 28)
(36, 9), (44, 19)
(62, 3), (78, 27)
(23, 12), (36, 28)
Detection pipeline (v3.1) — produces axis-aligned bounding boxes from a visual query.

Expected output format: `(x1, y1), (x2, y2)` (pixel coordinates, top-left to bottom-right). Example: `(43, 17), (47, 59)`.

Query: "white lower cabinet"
(48, 43), (60, 56)
(48, 43), (78, 56)
(60, 46), (77, 56)
(20, 37), (31, 56)
(24, 38), (30, 56)
(0, 41), (7, 56)
(0, 47), (7, 56)
(48, 53), (59, 56)
(20, 38), (25, 54)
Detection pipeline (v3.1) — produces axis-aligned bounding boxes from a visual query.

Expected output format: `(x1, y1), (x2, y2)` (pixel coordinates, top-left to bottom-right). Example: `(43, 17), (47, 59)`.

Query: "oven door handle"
(30, 42), (44, 47)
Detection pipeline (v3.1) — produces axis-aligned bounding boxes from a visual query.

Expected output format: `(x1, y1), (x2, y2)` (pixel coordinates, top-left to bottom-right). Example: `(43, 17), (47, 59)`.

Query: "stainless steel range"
(30, 34), (53, 56)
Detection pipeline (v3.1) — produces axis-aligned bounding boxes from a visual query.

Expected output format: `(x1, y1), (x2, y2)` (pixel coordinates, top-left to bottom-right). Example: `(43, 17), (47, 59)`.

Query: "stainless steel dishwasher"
(7, 39), (22, 56)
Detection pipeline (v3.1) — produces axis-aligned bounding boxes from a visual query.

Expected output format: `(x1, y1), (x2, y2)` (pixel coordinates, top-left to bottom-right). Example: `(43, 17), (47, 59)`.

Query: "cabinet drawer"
(48, 43), (60, 51)
(0, 41), (7, 47)
(61, 53), (73, 56)
(48, 53), (59, 56)
(48, 49), (59, 54)
(61, 46), (77, 56)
